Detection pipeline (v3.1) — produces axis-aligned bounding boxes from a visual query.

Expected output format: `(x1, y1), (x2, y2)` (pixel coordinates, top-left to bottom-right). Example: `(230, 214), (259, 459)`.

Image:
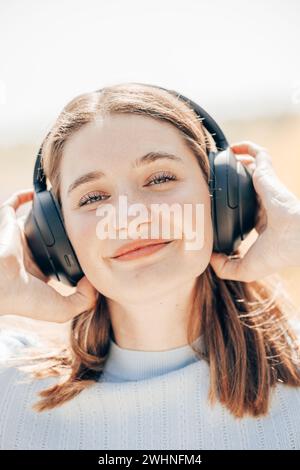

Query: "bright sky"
(0, 0), (300, 145)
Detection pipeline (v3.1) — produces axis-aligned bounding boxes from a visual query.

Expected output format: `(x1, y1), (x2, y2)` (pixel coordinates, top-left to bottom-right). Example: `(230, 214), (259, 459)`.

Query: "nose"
(108, 193), (153, 240)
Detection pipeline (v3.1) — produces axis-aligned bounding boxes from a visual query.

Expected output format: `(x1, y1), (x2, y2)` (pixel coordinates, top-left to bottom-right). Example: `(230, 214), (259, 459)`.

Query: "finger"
(235, 155), (256, 174)
(209, 248), (268, 282)
(0, 191), (34, 256)
(0, 189), (34, 222)
(235, 155), (256, 163)
(230, 142), (293, 206)
(210, 251), (246, 281)
(230, 141), (269, 157)
(0, 188), (34, 211)
(253, 192), (267, 233)
(230, 141), (272, 172)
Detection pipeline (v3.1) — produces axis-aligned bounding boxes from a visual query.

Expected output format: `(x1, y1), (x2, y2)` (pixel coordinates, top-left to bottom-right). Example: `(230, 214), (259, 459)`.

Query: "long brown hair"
(7, 82), (300, 417)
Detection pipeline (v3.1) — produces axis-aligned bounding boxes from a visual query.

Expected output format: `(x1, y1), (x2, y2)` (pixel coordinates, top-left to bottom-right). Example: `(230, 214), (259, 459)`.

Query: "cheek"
(179, 185), (213, 276)
(178, 182), (213, 249)
(64, 212), (100, 268)
(181, 210), (213, 278)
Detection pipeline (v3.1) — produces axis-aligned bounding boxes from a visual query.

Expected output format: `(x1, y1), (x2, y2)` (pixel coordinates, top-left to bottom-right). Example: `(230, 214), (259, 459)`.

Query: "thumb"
(64, 276), (99, 320)
(209, 251), (250, 282)
(16, 274), (98, 323)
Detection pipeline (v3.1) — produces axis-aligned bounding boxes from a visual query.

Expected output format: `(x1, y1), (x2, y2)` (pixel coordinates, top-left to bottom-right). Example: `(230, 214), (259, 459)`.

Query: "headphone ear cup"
(209, 148), (258, 255)
(24, 189), (84, 286)
(236, 155), (258, 243)
(208, 150), (219, 252)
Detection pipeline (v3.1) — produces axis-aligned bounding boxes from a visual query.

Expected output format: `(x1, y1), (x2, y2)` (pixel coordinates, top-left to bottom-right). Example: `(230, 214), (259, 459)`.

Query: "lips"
(111, 239), (173, 258)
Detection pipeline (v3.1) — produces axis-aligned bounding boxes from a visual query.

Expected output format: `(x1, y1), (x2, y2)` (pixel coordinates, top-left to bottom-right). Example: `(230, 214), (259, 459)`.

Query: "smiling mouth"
(111, 241), (174, 261)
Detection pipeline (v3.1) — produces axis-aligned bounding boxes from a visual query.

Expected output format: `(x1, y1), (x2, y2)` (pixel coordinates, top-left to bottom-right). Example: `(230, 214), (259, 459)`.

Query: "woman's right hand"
(0, 189), (98, 322)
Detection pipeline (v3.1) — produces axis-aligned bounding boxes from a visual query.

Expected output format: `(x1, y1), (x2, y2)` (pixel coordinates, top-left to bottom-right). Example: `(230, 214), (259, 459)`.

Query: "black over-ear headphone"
(24, 84), (258, 286)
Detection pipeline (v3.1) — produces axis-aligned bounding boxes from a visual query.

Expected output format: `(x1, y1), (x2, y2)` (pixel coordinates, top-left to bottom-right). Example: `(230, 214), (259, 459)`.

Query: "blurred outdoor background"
(0, 0), (300, 346)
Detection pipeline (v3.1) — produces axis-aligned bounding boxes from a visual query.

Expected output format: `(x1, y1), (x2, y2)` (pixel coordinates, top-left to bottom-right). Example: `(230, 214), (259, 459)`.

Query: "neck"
(107, 278), (200, 351)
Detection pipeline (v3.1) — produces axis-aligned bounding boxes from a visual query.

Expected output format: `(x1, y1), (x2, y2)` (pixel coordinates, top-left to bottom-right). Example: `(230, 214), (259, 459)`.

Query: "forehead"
(60, 114), (198, 192)
(63, 113), (191, 164)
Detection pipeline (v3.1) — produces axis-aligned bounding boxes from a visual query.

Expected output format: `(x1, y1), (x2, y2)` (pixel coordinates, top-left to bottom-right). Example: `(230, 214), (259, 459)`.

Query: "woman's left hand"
(209, 141), (300, 282)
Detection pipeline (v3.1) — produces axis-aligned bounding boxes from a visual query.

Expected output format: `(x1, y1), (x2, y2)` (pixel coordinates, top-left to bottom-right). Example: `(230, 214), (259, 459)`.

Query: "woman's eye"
(78, 172), (177, 207)
(146, 172), (177, 186)
(78, 192), (109, 207)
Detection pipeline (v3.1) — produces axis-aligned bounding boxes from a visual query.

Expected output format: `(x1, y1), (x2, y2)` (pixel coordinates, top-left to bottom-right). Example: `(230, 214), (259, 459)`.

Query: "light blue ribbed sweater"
(0, 329), (300, 450)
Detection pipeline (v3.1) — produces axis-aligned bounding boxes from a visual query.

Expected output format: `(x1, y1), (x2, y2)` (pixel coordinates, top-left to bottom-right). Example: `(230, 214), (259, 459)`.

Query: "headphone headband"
(133, 83), (228, 151)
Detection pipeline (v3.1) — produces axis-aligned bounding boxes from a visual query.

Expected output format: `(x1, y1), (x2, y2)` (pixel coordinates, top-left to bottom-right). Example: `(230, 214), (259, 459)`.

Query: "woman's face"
(59, 114), (213, 303)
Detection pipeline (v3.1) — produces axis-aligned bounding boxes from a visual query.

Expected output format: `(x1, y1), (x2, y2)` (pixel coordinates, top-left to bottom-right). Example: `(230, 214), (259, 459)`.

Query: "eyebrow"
(67, 151), (184, 196)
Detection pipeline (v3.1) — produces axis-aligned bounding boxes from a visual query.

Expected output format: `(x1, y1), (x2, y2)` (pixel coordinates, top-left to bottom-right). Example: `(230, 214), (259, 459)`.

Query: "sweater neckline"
(101, 334), (204, 382)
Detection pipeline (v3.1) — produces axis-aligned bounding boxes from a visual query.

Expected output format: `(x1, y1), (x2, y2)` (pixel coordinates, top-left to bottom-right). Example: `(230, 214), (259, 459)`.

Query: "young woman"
(0, 82), (300, 450)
